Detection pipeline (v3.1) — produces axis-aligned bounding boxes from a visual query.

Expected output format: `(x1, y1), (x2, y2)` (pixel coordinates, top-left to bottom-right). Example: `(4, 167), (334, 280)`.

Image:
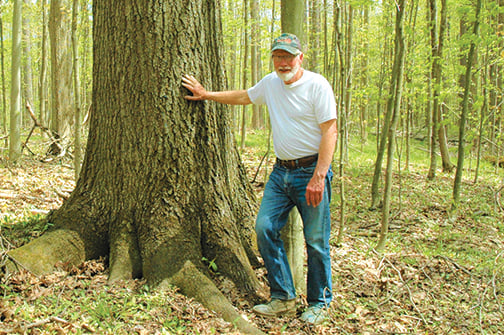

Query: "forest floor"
(1, 132), (503, 334)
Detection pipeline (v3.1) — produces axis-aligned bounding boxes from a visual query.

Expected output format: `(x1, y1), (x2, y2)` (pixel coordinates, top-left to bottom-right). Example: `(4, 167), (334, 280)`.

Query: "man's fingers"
(182, 74), (197, 84)
(184, 95), (199, 101)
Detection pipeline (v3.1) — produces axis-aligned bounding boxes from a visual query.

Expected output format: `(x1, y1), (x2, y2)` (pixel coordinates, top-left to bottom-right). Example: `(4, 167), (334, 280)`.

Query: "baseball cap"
(271, 33), (302, 55)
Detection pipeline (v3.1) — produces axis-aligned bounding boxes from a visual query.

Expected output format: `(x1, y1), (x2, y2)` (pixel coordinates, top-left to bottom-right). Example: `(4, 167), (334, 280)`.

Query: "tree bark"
(39, 0), (49, 126)
(9, 0), (22, 161)
(49, 0), (74, 147)
(451, 0), (482, 216)
(0, 16), (6, 135)
(280, 0), (307, 298)
(72, 0), (82, 179)
(7, 1), (264, 333)
(22, 0), (34, 127)
(376, 0), (407, 251)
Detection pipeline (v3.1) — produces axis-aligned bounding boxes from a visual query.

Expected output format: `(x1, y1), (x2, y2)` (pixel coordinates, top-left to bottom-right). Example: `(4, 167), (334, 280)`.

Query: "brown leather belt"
(276, 154), (318, 169)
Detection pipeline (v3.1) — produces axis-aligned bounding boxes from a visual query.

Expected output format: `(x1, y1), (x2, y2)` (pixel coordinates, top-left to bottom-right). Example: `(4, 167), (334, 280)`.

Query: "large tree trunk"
(7, 1), (264, 333)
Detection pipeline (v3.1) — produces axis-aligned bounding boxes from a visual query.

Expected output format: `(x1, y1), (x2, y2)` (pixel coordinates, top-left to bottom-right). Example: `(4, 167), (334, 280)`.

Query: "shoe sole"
(252, 308), (296, 318)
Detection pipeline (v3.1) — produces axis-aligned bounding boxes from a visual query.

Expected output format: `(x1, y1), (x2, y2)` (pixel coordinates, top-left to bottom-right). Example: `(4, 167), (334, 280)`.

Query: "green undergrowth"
(1, 129), (503, 334)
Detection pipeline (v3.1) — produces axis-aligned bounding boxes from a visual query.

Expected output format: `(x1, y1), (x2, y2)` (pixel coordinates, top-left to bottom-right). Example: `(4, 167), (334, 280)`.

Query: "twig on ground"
(0, 316), (81, 334)
(434, 255), (473, 277)
(377, 253), (429, 327)
(492, 251), (503, 315)
(493, 184), (504, 212)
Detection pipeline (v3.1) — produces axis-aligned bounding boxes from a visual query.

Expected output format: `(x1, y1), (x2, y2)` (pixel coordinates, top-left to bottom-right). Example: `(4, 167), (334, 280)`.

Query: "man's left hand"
(306, 174), (325, 207)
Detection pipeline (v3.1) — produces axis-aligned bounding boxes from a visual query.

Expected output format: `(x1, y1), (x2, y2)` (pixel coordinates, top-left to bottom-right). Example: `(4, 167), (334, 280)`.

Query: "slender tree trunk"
(9, 0), (22, 162)
(0, 16), (6, 135)
(49, 0), (74, 149)
(80, 0), (91, 114)
(250, 0), (262, 129)
(240, 0), (249, 150)
(308, 0), (321, 72)
(427, 0), (438, 180)
(360, 6), (370, 147)
(280, 0), (307, 297)
(39, 0), (49, 125)
(343, 5), (353, 162)
(474, 50), (488, 184)
(377, 0), (406, 251)
(427, 0), (454, 178)
(72, 0), (82, 178)
(323, 0), (329, 77)
(436, 0), (454, 173)
(22, 0), (34, 127)
(451, 0), (482, 215)
(370, 11), (392, 209)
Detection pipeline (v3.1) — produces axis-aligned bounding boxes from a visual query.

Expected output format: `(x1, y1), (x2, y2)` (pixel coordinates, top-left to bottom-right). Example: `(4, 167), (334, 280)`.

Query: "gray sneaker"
(252, 298), (296, 317)
(300, 305), (329, 325)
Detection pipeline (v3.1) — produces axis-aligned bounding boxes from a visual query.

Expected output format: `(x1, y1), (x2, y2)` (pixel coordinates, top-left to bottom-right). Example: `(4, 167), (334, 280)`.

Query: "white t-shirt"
(247, 70), (337, 160)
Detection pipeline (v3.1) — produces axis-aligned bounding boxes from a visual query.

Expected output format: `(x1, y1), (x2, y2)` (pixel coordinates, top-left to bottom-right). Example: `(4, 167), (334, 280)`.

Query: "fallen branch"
(435, 255), (473, 277)
(22, 102), (63, 157)
(493, 184), (504, 212)
(0, 316), (88, 334)
(385, 257), (428, 326)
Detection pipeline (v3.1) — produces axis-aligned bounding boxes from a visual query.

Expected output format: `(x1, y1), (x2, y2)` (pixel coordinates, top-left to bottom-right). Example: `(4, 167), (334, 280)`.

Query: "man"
(182, 33), (337, 325)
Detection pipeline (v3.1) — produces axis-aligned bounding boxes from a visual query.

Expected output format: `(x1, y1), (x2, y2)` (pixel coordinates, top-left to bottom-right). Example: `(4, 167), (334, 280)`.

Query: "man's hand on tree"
(182, 74), (207, 101)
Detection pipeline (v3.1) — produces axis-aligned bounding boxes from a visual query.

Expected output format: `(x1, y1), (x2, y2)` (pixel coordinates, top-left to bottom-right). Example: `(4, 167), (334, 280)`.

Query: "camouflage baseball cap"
(271, 33), (302, 55)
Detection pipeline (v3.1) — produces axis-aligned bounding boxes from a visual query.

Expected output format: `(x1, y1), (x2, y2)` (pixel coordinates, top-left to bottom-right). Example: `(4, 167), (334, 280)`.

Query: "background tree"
(451, 0), (482, 216)
(9, 0), (22, 162)
(0, 6), (6, 135)
(71, 0), (82, 178)
(22, 0), (34, 126)
(49, 0), (73, 151)
(427, 0), (453, 180)
(39, 0), (49, 125)
(376, 0), (406, 251)
(278, 0), (307, 298)
(7, 1), (265, 333)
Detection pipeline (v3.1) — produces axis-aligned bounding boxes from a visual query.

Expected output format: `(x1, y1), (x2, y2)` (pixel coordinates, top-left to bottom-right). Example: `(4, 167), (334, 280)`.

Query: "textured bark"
(9, 0), (22, 161)
(279, 0), (306, 297)
(7, 1), (263, 333)
(49, 0), (73, 142)
(376, 0), (406, 251)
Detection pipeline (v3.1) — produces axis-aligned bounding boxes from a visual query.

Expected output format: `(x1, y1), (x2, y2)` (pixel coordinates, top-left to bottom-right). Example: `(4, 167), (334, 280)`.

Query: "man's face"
(271, 50), (303, 84)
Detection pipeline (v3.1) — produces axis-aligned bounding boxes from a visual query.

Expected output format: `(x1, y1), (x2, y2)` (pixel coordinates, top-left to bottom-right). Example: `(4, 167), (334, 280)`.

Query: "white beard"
(276, 64), (300, 83)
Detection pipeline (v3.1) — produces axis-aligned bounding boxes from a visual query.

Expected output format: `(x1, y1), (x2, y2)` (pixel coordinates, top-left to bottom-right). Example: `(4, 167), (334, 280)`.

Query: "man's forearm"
(182, 74), (252, 105)
(314, 120), (338, 179)
(205, 90), (252, 105)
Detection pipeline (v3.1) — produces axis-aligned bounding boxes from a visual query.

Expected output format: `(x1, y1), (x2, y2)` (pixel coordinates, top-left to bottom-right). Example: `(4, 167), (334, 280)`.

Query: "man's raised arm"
(182, 74), (252, 105)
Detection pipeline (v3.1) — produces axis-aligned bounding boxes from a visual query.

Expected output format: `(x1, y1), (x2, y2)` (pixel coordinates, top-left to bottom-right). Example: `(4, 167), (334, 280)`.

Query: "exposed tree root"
(4, 229), (265, 335)
(162, 260), (265, 335)
(6, 229), (85, 275)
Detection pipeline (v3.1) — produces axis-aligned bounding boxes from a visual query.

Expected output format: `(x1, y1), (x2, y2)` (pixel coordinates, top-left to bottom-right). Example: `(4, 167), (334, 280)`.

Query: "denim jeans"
(255, 161), (333, 307)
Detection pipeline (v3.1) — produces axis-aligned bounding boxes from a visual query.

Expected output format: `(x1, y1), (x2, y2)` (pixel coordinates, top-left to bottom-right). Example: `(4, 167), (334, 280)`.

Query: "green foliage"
(1, 132), (503, 334)
(0, 214), (52, 247)
(202, 257), (219, 273)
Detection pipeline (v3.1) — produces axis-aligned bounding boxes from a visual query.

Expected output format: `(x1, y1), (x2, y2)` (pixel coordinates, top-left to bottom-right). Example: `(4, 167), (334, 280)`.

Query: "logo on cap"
(271, 33), (302, 55)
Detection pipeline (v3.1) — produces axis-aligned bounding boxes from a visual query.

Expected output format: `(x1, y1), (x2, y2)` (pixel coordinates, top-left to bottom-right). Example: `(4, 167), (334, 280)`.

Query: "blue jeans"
(255, 161), (333, 307)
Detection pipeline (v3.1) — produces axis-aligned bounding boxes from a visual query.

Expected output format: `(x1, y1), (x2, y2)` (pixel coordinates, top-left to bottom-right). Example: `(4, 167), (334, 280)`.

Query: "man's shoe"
(252, 298), (296, 317)
(300, 305), (329, 325)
